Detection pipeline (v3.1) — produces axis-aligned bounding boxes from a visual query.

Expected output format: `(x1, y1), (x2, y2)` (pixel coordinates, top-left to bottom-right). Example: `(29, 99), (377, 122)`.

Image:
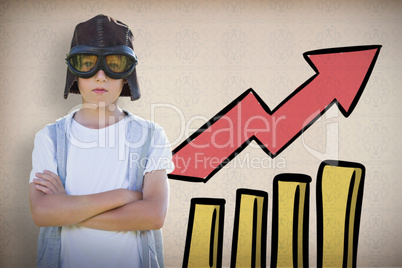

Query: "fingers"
(34, 183), (55, 194)
(33, 176), (58, 194)
(33, 170), (65, 194)
(42, 170), (63, 188)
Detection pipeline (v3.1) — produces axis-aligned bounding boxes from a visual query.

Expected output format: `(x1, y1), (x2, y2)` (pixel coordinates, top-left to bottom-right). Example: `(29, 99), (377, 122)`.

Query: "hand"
(33, 170), (66, 195)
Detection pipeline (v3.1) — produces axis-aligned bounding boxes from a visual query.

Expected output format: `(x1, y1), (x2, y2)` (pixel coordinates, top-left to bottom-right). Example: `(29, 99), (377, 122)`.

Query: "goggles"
(66, 45), (138, 79)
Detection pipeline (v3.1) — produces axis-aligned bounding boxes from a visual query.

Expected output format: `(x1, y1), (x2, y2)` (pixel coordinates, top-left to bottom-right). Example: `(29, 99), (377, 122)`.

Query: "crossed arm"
(29, 169), (169, 231)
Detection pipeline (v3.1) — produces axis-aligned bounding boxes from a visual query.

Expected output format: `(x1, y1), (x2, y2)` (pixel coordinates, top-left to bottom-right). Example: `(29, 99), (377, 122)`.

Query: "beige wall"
(0, 0), (401, 266)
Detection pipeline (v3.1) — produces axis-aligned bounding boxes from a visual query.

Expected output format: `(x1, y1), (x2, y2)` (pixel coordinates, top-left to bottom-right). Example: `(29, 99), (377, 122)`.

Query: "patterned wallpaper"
(0, 0), (401, 266)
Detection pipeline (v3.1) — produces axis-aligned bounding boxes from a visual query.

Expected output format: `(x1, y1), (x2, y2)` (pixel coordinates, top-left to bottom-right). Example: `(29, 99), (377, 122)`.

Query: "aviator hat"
(64, 14), (140, 101)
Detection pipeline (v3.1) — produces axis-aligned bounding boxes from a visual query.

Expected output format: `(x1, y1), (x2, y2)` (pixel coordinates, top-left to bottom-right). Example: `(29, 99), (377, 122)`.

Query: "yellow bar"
(183, 198), (225, 268)
(271, 174), (311, 268)
(231, 189), (268, 267)
(317, 160), (365, 268)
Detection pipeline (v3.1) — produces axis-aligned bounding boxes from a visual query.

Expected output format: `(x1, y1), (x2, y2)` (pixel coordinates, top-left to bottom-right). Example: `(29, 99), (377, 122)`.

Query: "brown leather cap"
(64, 14), (140, 101)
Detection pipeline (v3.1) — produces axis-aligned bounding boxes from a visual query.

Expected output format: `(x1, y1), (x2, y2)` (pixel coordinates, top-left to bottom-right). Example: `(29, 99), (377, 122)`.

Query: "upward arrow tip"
(307, 45), (381, 116)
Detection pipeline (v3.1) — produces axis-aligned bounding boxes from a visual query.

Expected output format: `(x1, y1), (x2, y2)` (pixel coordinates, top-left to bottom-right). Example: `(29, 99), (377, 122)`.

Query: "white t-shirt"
(30, 113), (174, 268)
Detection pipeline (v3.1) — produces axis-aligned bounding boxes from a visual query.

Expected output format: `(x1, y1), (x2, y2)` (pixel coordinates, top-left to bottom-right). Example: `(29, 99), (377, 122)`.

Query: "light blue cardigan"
(36, 110), (164, 268)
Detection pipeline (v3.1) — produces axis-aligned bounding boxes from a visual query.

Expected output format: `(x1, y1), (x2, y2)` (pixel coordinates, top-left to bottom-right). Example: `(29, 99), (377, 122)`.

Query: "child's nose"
(94, 69), (107, 82)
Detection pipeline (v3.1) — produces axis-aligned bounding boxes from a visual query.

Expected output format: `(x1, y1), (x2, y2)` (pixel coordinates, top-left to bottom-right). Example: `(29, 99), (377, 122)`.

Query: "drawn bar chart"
(271, 174), (311, 267)
(317, 160), (366, 268)
(183, 198), (226, 268)
(182, 161), (366, 267)
(230, 189), (268, 268)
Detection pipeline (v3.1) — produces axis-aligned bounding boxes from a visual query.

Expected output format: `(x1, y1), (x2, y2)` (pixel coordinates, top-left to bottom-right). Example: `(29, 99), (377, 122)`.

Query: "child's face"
(77, 69), (125, 108)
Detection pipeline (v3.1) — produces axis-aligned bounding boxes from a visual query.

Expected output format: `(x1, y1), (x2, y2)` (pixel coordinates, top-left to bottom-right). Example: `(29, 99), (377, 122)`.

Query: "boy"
(29, 15), (174, 268)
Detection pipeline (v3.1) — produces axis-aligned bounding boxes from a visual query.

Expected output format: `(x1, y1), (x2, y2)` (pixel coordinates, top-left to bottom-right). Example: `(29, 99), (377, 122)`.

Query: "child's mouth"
(92, 88), (108, 94)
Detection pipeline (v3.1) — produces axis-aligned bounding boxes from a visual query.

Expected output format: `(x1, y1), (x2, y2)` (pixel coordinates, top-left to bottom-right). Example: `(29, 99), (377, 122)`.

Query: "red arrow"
(169, 45), (381, 182)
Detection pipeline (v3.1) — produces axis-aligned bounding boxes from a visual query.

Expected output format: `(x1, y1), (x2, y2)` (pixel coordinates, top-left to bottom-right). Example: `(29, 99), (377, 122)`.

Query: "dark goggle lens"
(69, 54), (134, 74)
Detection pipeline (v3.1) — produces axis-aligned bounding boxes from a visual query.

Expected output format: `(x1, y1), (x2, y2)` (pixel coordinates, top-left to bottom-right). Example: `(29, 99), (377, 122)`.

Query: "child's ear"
(124, 78), (128, 84)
